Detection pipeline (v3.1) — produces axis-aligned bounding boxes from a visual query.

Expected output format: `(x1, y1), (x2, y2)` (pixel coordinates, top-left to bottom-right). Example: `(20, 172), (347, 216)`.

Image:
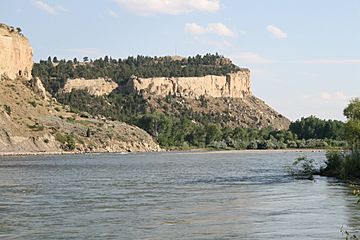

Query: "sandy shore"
(0, 148), (325, 157)
(0, 151), (75, 157)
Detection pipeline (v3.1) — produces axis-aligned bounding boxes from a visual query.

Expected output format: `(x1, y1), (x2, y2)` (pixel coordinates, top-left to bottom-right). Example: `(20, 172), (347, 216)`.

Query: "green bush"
(27, 123), (44, 131)
(341, 151), (360, 179)
(321, 149), (360, 180)
(3, 105), (11, 115)
(321, 149), (344, 177)
(55, 132), (76, 151)
(29, 101), (37, 107)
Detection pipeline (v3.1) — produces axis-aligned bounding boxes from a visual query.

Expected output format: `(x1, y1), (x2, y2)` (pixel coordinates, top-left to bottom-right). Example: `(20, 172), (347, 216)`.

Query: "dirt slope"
(0, 77), (160, 154)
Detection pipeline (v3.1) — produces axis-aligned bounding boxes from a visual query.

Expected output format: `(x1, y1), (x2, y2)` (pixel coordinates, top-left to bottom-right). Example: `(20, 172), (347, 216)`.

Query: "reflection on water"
(0, 151), (359, 239)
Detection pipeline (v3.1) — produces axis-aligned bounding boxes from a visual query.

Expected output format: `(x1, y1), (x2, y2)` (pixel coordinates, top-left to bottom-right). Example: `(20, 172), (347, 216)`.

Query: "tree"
(289, 116), (344, 140)
(16, 27), (22, 33)
(343, 98), (360, 152)
(205, 124), (222, 145)
(83, 56), (89, 62)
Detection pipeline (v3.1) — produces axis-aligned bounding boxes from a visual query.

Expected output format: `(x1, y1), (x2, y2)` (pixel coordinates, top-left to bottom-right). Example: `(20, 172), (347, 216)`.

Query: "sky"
(1, 0), (359, 121)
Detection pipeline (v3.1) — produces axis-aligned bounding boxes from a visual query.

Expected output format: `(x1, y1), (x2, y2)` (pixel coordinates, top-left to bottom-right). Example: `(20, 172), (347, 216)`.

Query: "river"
(0, 151), (359, 239)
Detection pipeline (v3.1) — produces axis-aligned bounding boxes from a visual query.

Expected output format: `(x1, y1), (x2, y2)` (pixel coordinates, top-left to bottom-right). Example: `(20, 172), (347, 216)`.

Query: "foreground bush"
(287, 156), (317, 180)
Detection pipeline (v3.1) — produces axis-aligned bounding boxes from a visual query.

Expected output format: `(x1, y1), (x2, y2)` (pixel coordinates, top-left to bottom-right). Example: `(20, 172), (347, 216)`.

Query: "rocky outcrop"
(63, 78), (118, 96)
(0, 23), (33, 80)
(128, 69), (251, 99)
(28, 77), (50, 100)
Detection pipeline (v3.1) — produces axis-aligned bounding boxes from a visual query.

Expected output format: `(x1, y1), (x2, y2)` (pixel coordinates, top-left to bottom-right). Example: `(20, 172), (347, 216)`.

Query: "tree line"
(56, 89), (347, 150)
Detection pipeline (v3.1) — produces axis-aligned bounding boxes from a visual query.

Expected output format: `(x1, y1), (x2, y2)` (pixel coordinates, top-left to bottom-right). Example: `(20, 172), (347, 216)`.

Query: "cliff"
(63, 78), (118, 96)
(0, 23), (161, 154)
(0, 23), (33, 80)
(128, 70), (251, 99)
(131, 69), (290, 130)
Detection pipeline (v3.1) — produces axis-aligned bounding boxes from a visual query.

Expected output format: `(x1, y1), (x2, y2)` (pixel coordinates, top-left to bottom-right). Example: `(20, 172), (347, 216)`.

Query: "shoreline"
(0, 148), (325, 157)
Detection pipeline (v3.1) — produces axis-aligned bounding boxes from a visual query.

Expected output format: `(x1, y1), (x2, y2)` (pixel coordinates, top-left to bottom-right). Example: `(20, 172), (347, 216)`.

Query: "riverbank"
(0, 148), (325, 157)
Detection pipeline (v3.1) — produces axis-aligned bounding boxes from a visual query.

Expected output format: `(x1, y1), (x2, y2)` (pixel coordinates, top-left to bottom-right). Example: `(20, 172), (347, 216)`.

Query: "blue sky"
(1, 0), (359, 120)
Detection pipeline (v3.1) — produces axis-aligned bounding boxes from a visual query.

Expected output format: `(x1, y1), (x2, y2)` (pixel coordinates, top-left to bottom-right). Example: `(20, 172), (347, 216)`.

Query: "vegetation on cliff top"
(32, 53), (241, 94)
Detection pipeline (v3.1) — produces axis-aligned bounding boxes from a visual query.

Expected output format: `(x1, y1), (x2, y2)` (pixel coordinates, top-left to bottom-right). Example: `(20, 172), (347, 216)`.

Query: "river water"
(0, 151), (359, 239)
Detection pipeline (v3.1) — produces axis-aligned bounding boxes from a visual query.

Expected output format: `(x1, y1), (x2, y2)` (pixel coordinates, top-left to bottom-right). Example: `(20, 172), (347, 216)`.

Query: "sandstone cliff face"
(63, 78), (118, 96)
(0, 24), (33, 80)
(128, 70), (251, 99)
(0, 23), (161, 154)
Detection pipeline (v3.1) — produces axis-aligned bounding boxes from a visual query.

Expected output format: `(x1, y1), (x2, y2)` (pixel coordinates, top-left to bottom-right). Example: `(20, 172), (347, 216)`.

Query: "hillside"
(0, 23), (160, 154)
(0, 77), (160, 154)
(34, 54), (290, 130)
(30, 54), (295, 149)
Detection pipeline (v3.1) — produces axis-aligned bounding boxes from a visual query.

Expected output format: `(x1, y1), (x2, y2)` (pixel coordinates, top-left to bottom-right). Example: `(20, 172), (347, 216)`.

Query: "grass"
(321, 149), (360, 180)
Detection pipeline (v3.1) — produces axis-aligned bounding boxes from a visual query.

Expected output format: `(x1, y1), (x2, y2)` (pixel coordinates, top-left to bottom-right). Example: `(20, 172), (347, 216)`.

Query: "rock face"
(0, 23), (161, 155)
(28, 77), (50, 100)
(63, 78), (118, 96)
(128, 70), (251, 99)
(0, 23), (33, 80)
(135, 69), (291, 130)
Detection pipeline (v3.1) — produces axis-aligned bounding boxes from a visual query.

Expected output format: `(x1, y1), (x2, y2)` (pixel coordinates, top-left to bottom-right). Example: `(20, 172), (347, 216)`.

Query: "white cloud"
(320, 91), (350, 101)
(108, 10), (118, 18)
(33, 0), (65, 15)
(185, 22), (234, 37)
(115, 0), (220, 15)
(267, 25), (287, 39)
(305, 59), (360, 64)
(232, 52), (272, 64)
(208, 23), (234, 37)
(304, 91), (351, 103)
(185, 23), (207, 35)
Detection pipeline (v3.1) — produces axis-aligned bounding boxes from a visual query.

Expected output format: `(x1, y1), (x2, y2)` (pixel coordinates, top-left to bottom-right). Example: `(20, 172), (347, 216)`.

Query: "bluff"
(0, 23), (160, 154)
(128, 70), (251, 99)
(126, 69), (290, 130)
(63, 78), (118, 96)
(0, 24), (33, 80)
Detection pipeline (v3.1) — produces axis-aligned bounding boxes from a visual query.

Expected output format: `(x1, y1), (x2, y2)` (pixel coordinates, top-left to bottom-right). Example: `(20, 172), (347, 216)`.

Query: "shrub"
(27, 123), (44, 131)
(321, 149), (344, 177)
(3, 105), (11, 115)
(55, 132), (76, 151)
(341, 151), (360, 179)
(321, 149), (360, 179)
(247, 140), (258, 150)
(287, 156), (317, 180)
(29, 101), (37, 107)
